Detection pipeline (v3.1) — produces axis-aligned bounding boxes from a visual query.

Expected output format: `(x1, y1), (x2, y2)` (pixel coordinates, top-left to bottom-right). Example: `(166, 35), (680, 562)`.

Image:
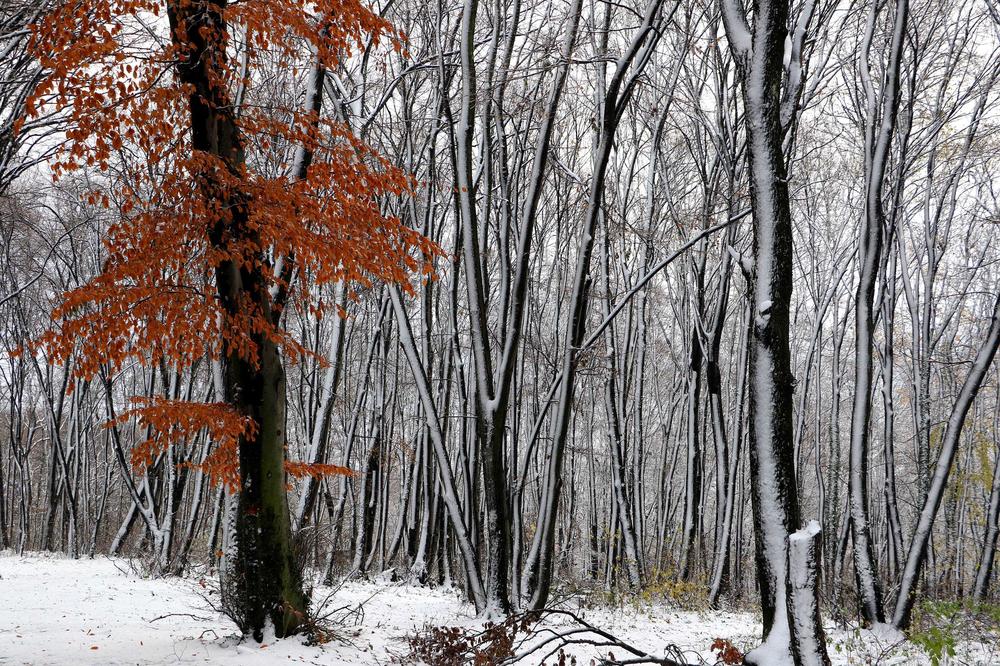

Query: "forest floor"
(0, 551), (996, 665)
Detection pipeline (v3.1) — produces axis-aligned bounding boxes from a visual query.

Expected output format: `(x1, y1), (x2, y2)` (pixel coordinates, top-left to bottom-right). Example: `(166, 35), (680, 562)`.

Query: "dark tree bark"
(720, 0), (828, 659)
(168, 0), (308, 640)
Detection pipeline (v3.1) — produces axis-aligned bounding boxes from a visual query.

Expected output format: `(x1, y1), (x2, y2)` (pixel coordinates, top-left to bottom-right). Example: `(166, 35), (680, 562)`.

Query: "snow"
(0, 552), (995, 665)
(745, 343), (796, 664)
(786, 520), (824, 664)
(789, 519), (821, 543)
(0, 551), (463, 665)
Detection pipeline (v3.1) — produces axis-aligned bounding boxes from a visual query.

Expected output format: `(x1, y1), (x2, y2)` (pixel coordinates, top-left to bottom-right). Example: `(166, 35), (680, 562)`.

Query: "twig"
(148, 612), (212, 623)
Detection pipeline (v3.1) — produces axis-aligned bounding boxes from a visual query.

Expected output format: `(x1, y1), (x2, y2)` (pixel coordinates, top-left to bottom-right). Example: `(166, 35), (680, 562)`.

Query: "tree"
(847, 0), (908, 626)
(720, 0), (830, 660)
(25, 0), (433, 640)
(0, 0), (52, 193)
(523, 0), (671, 609)
(892, 290), (1000, 628)
(1, 0), (999, 654)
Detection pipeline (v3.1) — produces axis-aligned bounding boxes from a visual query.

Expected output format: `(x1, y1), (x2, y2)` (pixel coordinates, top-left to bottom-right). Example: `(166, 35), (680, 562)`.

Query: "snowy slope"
(0, 552), (994, 665)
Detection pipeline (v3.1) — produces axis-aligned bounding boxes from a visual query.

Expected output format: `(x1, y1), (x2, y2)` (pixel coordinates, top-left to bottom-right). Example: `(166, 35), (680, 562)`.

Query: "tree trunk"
(226, 338), (308, 639)
(848, 0), (907, 624)
(972, 441), (1000, 602)
(167, 0), (307, 639)
(787, 522), (831, 666)
(721, 0), (828, 659)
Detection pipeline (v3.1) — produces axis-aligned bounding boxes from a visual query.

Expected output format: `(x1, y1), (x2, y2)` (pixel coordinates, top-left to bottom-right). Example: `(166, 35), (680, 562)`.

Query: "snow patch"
(0, 552), (994, 665)
(789, 519), (821, 542)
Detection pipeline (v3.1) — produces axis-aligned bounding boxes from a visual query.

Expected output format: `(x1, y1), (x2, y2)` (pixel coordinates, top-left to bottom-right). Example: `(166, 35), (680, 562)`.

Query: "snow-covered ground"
(0, 552), (995, 665)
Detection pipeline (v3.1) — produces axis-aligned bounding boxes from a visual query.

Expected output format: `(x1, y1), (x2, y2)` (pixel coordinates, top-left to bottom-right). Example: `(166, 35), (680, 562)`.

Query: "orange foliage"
(26, 0), (435, 488)
(711, 638), (744, 665)
(285, 461), (358, 480)
(111, 396), (254, 491)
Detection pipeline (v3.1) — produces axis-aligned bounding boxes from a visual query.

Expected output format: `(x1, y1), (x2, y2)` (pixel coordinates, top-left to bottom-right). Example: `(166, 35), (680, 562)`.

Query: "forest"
(0, 0), (999, 663)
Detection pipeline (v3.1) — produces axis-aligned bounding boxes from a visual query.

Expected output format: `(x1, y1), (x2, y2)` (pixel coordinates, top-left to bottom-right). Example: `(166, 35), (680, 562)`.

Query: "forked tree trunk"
(524, 0), (668, 610)
(848, 0), (907, 624)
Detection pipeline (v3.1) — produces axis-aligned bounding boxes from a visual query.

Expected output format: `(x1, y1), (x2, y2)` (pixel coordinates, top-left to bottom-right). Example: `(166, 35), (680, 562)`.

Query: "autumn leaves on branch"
(21, 0), (437, 488)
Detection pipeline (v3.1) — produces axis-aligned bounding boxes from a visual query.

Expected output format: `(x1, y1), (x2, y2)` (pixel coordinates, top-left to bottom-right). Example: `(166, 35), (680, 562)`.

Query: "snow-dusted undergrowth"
(0, 552), (995, 665)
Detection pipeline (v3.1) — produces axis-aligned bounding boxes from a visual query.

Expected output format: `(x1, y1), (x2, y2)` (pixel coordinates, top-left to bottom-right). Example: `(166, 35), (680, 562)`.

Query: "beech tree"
(24, 0), (432, 640)
(847, 0), (908, 626)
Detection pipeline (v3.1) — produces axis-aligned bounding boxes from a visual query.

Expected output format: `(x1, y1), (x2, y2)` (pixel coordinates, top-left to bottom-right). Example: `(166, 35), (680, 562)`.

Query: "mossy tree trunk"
(167, 0), (308, 640)
(226, 333), (308, 639)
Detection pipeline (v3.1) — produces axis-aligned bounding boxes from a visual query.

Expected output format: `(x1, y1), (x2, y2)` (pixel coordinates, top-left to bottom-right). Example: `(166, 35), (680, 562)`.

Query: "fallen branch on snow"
(498, 608), (706, 666)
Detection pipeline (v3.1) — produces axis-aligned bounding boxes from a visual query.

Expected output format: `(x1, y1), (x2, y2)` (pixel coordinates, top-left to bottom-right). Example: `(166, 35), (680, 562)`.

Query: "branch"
(500, 609), (703, 666)
(578, 210), (749, 355)
(719, 0), (751, 55)
(512, 209), (748, 495)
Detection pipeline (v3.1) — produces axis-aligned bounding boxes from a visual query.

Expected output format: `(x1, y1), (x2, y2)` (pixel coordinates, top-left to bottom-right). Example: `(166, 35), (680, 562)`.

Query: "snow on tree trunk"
(294, 283), (345, 530)
(680, 320), (703, 581)
(848, 0), (907, 625)
(973, 446), (1000, 602)
(389, 286), (489, 611)
(720, 0), (827, 660)
(524, 0), (669, 610)
(787, 521), (831, 666)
